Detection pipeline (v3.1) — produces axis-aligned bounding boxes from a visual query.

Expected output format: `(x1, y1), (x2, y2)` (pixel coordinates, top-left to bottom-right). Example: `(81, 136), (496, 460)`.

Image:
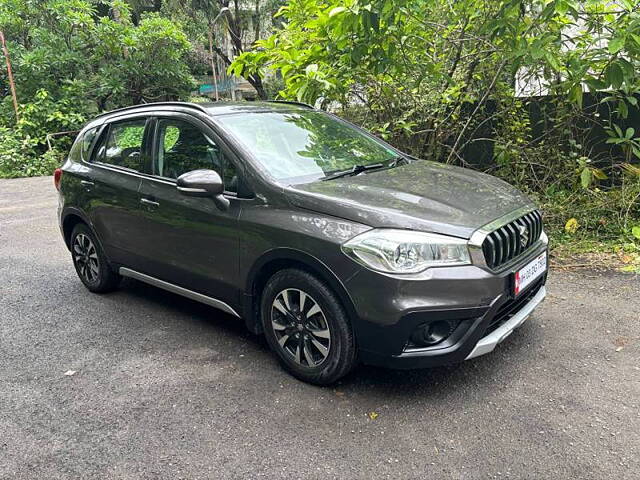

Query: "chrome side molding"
(119, 267), (241, 318)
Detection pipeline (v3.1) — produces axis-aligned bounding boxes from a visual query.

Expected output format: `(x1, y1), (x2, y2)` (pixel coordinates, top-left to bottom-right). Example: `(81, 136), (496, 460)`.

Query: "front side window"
(217, 111), (398, 184)
(94, 119), (147, 172)
(155, 119), (238, 192)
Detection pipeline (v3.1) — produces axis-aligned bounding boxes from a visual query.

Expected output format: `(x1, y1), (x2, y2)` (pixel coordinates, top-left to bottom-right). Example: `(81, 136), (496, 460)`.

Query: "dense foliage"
(232, 0), (640, 252)
(0, 0), (195, 177)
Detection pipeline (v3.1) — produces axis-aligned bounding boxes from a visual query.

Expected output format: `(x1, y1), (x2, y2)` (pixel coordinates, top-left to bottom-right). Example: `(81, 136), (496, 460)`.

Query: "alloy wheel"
(271, 288), (331, 367)
(73, 233), (99, 283)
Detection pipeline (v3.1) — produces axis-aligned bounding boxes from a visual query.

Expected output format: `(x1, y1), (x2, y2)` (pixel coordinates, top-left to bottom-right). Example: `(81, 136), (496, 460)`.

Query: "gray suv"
(55, 101), (548, 385)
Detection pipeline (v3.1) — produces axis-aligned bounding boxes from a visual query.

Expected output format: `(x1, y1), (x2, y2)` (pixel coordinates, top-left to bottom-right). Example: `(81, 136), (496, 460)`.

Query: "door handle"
(80, 180), (94, 188)
(140, 197), (160, 207)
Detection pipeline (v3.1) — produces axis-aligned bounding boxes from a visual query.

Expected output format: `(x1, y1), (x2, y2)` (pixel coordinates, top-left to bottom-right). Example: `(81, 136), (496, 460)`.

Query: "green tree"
(160, 0), (286, 99)
(0, 0), (195, 115)
(231, 0), (640, 164)
(0, 0), (195, 177)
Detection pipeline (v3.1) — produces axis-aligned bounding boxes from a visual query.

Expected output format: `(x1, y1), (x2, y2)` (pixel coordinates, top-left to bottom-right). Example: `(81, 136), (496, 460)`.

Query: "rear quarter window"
(69, 127), (99, 162)
(81, 127), (99, 161)
(68, 135), (82, 161)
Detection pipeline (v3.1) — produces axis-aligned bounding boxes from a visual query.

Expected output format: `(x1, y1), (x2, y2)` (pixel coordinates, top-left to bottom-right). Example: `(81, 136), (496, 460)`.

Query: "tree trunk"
(0, 30), (19, 121)
(212, 36), (268, 100)
(111, 5), (129, 57)
(208, 25), (220, 101)
(249, 73), (267, 100)
(253, 0), (261, 43)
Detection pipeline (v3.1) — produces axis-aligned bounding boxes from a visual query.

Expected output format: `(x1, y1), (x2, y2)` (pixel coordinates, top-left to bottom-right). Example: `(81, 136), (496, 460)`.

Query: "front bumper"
(465, 284), (545, 360)
(345, 244), (548, 369)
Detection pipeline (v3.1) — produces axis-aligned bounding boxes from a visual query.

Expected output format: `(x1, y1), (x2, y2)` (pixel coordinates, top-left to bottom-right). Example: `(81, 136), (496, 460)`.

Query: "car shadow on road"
(116, 277), (538, 398)
(337, 320), (539, 399)
(117, 278), (271, 352)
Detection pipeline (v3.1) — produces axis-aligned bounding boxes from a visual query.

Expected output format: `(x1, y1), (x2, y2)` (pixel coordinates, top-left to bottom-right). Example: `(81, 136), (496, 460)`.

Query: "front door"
(137, 115), (242, 307)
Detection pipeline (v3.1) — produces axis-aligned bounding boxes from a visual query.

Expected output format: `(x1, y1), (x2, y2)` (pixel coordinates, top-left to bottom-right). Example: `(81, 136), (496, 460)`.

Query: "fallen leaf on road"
(615, 346), (624, 352)
(368, 411), (379, 420)
(64, 370), (76, 376)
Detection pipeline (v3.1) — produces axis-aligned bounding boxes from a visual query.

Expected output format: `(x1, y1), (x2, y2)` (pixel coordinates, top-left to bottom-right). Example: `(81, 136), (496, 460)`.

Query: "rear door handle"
(140, 198), (160, 207)
(80, 180), (94, 188)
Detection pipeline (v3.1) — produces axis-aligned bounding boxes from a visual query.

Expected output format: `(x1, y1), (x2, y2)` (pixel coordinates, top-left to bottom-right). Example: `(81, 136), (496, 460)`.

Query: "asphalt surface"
(1, 176), (638, 480)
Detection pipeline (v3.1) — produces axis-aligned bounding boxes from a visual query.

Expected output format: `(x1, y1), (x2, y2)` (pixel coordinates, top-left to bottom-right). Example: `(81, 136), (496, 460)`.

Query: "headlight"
(342, 229), (471, 274)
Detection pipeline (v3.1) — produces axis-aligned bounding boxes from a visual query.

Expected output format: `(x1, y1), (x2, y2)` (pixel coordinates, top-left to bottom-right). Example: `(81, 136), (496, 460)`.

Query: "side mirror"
(176, 169), (229, 210)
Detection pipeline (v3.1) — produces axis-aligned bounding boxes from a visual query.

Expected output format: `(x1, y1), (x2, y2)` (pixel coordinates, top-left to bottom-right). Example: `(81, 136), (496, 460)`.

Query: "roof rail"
(266, 100), (314, 109)
(93, 101), (210, 119)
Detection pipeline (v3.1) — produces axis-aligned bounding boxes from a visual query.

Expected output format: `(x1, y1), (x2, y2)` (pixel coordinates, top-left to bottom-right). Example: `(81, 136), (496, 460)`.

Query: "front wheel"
(70, 223), (121, 293)
(261, 268), (357, 385)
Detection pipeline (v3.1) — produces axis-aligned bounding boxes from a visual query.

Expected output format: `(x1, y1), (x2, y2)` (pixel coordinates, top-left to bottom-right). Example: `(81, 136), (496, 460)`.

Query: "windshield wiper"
(322, 163), (385, 181)
(321, 155), (412, 182)
(388, 155), (411, 167)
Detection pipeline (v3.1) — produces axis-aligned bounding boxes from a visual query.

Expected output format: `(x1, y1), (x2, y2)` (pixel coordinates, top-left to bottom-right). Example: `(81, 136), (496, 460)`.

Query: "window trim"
(148, 112), (248, 197)
(79, 109), (255, 200)
(88, 114), (153, 175)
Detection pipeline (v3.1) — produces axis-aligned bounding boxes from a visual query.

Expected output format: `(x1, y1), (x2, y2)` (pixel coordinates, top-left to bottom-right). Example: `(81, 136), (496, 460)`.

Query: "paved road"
(1, 176), (638, 479)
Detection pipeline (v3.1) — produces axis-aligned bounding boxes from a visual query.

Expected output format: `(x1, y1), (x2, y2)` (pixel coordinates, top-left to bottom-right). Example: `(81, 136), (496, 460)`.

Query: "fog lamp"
(409, 320), (458, 347)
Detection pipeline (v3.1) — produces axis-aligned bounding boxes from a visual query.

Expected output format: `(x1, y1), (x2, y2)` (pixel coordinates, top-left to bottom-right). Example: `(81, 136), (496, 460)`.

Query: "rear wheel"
(70, 224), (121, 293)
(261, 268), (357, 385)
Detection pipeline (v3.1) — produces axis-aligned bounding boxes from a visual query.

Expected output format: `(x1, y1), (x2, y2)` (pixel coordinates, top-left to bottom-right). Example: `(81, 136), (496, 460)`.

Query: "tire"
(260, 268), (357, 385)
(70, 223), (121, 293)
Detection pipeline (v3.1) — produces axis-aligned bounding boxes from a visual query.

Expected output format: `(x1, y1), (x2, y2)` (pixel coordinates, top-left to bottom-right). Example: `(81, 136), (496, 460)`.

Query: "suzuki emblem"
(517, 224), (529, 248)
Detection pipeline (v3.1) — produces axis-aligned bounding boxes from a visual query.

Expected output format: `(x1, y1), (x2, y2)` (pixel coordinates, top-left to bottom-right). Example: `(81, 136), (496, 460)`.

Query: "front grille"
(484, 277), (544, 336)
(482, 210), (543, 270)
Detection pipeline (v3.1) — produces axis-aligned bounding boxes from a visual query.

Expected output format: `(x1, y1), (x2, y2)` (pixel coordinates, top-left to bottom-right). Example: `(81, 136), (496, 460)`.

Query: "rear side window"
(94, 119), (147, 172)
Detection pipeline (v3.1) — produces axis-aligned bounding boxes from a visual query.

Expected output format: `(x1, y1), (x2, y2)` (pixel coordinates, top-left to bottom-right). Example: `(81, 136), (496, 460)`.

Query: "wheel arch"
(61, 209), (91, 249)
(243, 248), (359, 336)
(60, 208), (107, 256)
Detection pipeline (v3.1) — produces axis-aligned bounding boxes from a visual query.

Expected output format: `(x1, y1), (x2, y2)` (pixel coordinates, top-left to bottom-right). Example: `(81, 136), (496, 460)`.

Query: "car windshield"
(216, 110), (399, 184)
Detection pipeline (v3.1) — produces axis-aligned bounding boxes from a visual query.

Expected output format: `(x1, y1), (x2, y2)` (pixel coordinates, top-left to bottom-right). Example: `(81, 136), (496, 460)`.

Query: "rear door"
(84, 115), (153, 270)
(136, 113), (242, 306)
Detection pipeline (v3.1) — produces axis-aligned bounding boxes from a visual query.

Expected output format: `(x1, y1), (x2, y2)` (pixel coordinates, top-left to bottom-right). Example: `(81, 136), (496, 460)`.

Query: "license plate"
(514, 252), (547, 296)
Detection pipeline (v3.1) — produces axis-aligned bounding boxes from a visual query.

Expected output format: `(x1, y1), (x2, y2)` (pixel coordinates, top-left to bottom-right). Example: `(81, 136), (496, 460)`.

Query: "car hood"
(287, 160), (535, 239)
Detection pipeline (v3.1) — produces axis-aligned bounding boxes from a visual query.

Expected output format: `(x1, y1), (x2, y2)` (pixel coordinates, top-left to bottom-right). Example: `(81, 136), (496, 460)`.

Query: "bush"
(0, 127), (63, 178)
(539, 177), (640, 247)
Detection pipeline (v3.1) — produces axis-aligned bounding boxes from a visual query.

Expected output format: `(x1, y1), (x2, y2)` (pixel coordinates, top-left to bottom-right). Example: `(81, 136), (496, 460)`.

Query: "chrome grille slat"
(524, 213), (535, 249)
(481, 210), (543, 270)
(522, 214), (532, 249)
(493, 232), (503, 266)
(498, 229), (510, 263)
(482, 235), (496, 263)
(534, 211), (542, 243)
(529, 213), (539, 248)
(506, 223), (520, 257)
(506, 228), (515, 260)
